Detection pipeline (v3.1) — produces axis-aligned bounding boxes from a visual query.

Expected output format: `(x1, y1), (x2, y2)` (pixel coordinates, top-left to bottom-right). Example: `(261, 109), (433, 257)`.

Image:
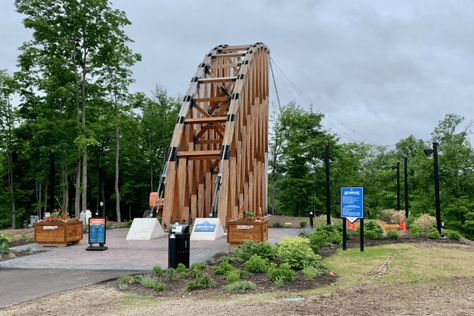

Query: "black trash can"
(168, 223), (190, 269)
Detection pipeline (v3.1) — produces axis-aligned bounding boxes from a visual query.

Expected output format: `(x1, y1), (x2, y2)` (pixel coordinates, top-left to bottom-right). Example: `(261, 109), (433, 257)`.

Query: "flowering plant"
(41, 209), (79, 223)
(228, 210), (267, 223)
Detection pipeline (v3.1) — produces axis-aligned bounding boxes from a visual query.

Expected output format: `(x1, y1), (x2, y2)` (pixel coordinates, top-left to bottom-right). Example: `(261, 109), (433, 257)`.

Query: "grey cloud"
(1, 0), (473, 145)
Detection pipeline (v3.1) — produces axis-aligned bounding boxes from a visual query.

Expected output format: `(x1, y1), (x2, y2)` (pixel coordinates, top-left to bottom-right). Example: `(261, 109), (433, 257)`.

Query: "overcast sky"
(1, 0), (473, 146)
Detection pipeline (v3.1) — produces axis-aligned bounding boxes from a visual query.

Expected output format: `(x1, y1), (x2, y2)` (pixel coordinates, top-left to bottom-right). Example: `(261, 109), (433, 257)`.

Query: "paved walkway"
(0, 268), (139, 308)
(0, 227), (303, 308)
(0, 228), (303, 270)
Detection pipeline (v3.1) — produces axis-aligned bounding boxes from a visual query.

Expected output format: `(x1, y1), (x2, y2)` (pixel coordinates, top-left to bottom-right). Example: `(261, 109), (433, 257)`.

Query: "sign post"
(86, 217), (107, 251)
(340, 187), (364, 252)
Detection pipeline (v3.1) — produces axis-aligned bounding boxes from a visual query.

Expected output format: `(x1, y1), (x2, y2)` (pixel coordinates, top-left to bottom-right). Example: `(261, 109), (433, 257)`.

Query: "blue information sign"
(194, 221), (216, 233)
(89, 218), (106, 244)
(340, 187), (364, 219)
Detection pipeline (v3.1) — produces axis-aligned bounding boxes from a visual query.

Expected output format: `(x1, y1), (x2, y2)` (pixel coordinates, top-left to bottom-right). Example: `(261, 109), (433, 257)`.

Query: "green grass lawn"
(323, 243), (474, 289)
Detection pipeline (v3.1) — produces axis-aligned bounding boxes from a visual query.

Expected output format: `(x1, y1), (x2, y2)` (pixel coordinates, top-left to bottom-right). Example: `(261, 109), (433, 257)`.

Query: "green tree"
(15, 0), (140, 218)
(271, 103), (335, 216)
(0, 70), (18, 227)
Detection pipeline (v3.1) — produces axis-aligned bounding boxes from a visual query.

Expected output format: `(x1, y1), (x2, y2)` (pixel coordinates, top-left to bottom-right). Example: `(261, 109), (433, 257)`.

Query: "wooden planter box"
(227, 221), (268, 244)
(34, 221), (83, 246)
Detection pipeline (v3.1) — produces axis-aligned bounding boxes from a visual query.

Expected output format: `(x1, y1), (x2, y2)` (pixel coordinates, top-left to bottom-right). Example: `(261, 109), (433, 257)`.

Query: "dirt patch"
(3, 276), (474, 316)
(0, 284), (125, 316)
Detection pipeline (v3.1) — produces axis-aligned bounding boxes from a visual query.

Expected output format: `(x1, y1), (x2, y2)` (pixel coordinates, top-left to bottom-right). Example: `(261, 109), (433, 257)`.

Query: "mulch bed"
(108, 252), (337, 298)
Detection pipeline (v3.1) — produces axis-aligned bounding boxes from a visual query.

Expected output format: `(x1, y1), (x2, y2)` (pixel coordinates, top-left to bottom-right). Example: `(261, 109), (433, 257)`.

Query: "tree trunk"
(80, 47), (88, 213)
(115, 107), (121, 222)
(82, 147), (87, 211)
(61, 161), (69, 213)
(37, 182), (42, 218)
(74, 159), (81, 216)
(7, 151), (16, 228)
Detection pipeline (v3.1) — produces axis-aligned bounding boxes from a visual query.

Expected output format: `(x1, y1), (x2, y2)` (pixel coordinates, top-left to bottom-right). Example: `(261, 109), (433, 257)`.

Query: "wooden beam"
(185, 117), (226, 124)
(198, 77), (236, 83)
(197, 139), (223, 145)
(194, 96), (228, 103)
(214, 53), (245, 58)
(177, 150), (220, 160)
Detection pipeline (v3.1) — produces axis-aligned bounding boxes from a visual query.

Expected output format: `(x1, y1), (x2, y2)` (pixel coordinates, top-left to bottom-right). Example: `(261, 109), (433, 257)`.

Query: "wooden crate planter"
(34, 221), (83, 246)
(227, 221), (268, 244)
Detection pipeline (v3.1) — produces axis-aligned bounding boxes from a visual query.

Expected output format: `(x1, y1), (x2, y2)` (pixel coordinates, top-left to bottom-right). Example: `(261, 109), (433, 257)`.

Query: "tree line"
(0, 0), (179, 228)
(270, 103), (474, 239)
(1, 0), (473, 241)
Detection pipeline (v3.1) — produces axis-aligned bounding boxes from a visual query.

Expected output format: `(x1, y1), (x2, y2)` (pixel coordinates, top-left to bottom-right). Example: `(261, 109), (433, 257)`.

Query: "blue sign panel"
(89, 218), (106, 244)
(194, 221), (216, 232)
(340, 187), (364, 219)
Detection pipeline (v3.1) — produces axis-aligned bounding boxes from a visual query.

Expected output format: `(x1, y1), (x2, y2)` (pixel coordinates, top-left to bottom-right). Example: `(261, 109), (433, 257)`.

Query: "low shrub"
(387, 230), (399, 240)
(190, 263), (207, 277)
(413, 214), (436, 233)
(176, 263), (188, 277)
(118, 275), (136, 290)
(266, 263), (295, 285)
(152, 265), (163, 277)
(191, 262), (207, 272)
(307, 225), (342, 253)
(225, 269), (241, 283)
(213, 260), (235, 275)
(244, 254), (269, 273)
(406, 216), (416, 228)
(409, 224), (424, 238)
(428, 227), (441, 240)
(186, 273), (211, 290)
(302, 265), (327, 279)
(299, 220), (307, 228)
(225, 280), (256, 292)
(381, 209), (406, 224)
(138, 276), (165, 292)
(446, 229), (462, 241)
(19, 234), (32, 243)
(271, 222), (284, 228)
(0, 234), (10, 255)
(167, 268), (175, 281)
(152, 282), (165, 292)
(233, 241), (275, 262)
(123, 220), (133, 228)
(363, 221), (384, 240)
(276, 237), (321, 270)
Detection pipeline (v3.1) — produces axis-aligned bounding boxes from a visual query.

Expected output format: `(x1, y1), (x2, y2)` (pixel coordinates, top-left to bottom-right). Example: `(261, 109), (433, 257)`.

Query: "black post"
(396, 162), (401, 210)
(48, 150), (55, 212)
(433, 142), (442, 234)
(309, 211), (314, 228)
(360, 218), (364, 252)
(342, 218), (347, 250)
(403, 157), (409, 218)
(324, 143), (331, 225)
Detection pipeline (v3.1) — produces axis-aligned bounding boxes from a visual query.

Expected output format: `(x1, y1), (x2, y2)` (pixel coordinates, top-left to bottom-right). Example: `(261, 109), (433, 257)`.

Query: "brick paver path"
(0, 228), (303, 270)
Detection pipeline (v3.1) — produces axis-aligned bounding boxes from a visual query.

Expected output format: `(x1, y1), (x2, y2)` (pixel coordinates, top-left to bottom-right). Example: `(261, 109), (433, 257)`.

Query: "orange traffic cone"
(400, 220), (407, 232)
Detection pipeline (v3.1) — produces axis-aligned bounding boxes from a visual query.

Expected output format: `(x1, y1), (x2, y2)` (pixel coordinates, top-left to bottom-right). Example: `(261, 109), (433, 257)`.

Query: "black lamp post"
(403, 157), (409, 218)
(324, 143), (331, 225)
(424, 142), (442, 234)
(390, 162), (401, 210)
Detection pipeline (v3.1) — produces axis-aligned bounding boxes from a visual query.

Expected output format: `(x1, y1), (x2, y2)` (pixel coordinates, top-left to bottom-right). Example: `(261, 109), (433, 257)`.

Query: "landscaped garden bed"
(113, 237), (337, 297)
